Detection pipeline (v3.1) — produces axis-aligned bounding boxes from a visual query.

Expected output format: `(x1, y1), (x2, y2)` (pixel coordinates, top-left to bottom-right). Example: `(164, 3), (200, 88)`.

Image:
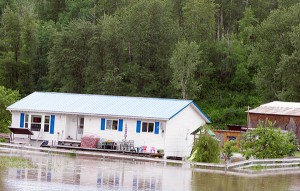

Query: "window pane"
(25, 123), (28, 128)
(142, 122), (148, 132)
(112, 120), (118, 130)
(25, 115), (29, 122)
(32, 116), (41, 123)
(44, 116), (50, 124)
(31, 124), (41, 131)
(148, 123), (154, 133)
(106, 120), (112, 130)
(44, 124), (49, 132)
(80, 118), (84, 125)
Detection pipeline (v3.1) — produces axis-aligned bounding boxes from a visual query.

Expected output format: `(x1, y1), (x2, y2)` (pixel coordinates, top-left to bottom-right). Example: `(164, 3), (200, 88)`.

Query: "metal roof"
(248, 101), (300, 116)
(7, 92), (211, 121)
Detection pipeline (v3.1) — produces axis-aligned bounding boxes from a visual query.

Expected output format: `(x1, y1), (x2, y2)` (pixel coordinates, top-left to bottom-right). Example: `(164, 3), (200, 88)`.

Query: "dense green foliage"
(222, 140), (239, 162)
(0, 0), (300, 128)
(192, 133), (220, 163)
(240, 120), (298, 159)
(0, 86), (20, 133)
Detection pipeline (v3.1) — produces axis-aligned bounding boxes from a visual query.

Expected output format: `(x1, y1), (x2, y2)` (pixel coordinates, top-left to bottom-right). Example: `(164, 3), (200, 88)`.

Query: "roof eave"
(7, 108), (169, 121)
(168, 101), (211, 123)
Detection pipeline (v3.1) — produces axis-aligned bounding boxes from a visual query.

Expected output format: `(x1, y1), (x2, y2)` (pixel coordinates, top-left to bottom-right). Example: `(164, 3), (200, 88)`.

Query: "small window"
(25, 114), (29, 128)
(142, 122), (154, 133)
(106, 120), (118, 130)
(44, 116), (50, 132)
(31, 115), (42, 131)
(228, 136), (237, 141)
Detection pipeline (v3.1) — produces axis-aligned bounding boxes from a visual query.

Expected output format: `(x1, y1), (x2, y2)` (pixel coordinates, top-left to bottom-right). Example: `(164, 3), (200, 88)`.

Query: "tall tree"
(120, 0), (178, 97)
(276, 25), (300, 101)
(249, 3), (300, 101)
(48, 20), (95, 93)
(170, 40), (201, 99)
(183, 0), (217, 42)
(0, 7), (21, 90)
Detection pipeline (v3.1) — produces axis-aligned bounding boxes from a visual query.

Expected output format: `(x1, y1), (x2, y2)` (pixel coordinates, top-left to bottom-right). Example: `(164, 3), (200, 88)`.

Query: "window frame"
(25, 114), (29, 128)
(44, 115), (50, 132)
(23, 114), (52, 133)
(31, 115), (42, 131)
(141, 122), (154, 133)
(106, 119), (118, 131)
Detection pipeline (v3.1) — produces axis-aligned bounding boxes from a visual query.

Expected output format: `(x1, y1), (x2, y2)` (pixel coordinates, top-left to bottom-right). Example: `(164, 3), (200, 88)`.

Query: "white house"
(7, 92), (211, 158)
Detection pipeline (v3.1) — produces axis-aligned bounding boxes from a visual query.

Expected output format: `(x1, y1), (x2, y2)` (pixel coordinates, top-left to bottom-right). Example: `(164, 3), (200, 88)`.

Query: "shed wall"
(248, 113), (300, 144)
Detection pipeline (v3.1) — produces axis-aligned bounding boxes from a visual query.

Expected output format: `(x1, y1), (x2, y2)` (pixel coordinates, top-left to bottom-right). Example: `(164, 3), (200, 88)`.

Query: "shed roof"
(248, 101), (300, 116)
(7, 92), (211, 121)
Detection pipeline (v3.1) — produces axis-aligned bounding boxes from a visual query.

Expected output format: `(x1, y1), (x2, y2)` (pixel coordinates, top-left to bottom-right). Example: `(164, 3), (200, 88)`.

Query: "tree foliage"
(0, 86), (20, 133)
(222, 140), (239, 162)
(192, 133), (220, 163)
(240, 119), (298, 159)
(0, 0), (300, 129)
(170, 40), (201, 99)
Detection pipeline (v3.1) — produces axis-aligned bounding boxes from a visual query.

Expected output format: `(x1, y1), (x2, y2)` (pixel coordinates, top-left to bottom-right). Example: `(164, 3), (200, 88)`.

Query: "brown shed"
(248, 101), (300, 144)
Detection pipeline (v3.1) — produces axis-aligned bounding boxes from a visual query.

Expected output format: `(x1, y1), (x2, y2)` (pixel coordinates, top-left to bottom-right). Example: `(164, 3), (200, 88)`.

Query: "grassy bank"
(0, 156), (37, 169)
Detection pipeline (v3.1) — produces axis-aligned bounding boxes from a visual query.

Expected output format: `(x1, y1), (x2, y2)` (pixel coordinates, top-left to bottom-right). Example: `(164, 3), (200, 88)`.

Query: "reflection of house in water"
(248, 101), (300, 144)
(7, 154), (166, 190)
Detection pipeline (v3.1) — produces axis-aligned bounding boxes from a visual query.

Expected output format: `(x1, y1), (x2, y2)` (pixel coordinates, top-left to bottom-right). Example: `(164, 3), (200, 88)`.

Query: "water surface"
(0, 148), (299, 191)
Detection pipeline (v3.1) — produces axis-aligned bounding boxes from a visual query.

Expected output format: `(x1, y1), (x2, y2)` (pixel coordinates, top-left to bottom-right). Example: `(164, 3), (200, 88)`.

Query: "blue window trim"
(20, 113), (25, 128)
(101, 118), (105, 130)
(154, 122), (159, 134)
(118, 119), (123, 132)
(136, 120), (141, 133)
(50, 115), (55, 134)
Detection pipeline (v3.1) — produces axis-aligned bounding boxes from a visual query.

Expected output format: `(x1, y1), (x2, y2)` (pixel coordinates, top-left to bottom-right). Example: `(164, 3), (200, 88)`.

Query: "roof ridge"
(33, 91), (192, 102)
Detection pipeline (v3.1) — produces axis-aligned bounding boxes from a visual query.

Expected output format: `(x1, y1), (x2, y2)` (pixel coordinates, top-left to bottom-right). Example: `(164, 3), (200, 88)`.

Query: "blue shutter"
(136, 120), (141, 133)
(154, 122), (159, 134)
(20, 113), (25, 128)
(101, 118), (106, 130)
(118, 119), (123, 132)
(50, 115), (55, 134)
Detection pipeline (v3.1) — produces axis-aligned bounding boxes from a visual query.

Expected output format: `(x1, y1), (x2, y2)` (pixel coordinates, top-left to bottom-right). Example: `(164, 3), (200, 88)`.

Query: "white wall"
(84, 116), (166, 152)
(10, 111), (67, 143)
(164, 105), (207, 158)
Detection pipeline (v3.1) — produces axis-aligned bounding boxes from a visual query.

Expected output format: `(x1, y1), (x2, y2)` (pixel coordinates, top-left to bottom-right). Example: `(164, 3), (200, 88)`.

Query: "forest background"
(0, 0), (300, 129)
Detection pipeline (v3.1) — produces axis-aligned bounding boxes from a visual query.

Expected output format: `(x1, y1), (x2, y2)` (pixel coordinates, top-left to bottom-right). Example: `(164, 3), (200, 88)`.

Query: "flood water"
(0, 148), (300, 191)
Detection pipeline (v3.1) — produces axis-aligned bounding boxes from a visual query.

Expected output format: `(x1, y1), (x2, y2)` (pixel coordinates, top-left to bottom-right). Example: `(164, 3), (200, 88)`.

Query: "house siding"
(84, 116), (166, 152)
(165, 105), (206, 158)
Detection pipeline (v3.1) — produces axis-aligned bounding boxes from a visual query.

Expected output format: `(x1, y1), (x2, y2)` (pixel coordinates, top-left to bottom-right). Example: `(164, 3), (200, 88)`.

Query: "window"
(25, 114), (29, 128)
(106, 120), (118, 130)
(142, 122), (154, 133)
(44, 116), (50, 132)
(31, 115), (42, 131)
(78, 117), (84, 134)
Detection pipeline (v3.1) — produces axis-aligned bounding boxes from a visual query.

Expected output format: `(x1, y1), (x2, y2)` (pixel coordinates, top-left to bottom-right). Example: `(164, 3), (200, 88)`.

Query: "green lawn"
(295, 151), (300, 157)
(0, 156), (36, 169)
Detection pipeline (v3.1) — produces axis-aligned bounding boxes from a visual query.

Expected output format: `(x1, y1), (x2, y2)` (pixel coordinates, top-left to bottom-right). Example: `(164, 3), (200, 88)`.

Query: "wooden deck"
(55, 144), (164, 158)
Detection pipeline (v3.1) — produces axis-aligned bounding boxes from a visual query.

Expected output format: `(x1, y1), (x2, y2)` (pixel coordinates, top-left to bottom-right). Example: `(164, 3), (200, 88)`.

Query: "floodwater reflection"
(0, 148), (300, 191)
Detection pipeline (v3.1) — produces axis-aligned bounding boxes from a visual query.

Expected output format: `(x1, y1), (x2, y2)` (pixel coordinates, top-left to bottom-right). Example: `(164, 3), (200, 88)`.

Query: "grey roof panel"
(248, 101), (300, 116)
(7, 92), (211, 121)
